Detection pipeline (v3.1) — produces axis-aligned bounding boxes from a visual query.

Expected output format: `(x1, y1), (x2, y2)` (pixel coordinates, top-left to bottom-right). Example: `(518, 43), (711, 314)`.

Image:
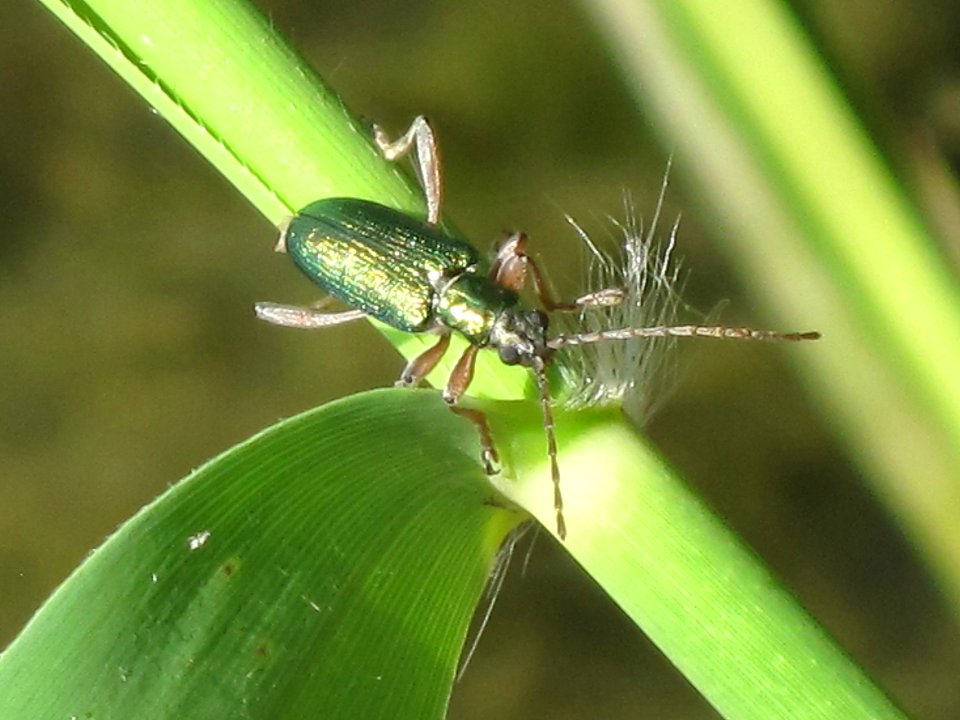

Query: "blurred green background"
(2, 1), (960, 718)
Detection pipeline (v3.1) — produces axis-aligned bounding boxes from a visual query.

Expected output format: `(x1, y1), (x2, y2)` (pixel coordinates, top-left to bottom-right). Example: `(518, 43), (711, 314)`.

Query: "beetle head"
(489, 308), (553, 367)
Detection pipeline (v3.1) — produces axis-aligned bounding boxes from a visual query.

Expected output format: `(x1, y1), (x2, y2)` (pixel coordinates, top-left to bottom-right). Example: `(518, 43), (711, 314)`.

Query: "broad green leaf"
(0, 390), (521, 719)
(1, 388), (907, 720)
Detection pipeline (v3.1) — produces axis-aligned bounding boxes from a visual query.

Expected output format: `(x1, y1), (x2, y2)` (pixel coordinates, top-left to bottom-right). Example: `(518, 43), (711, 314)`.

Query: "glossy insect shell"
(285, 198), (483, 332)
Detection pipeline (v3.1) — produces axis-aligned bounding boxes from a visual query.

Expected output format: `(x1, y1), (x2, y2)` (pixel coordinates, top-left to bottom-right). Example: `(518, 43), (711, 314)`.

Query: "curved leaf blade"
(0, 389), (520, 719)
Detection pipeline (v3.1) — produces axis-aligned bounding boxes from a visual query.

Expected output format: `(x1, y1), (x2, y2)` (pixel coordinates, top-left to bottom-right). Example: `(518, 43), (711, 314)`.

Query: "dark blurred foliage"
(2, 1), (959, 718)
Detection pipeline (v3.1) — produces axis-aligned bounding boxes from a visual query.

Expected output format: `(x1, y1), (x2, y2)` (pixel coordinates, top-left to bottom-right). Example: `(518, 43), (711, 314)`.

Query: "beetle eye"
(499, 345), (521, 365)
(535, 309), (549, 331)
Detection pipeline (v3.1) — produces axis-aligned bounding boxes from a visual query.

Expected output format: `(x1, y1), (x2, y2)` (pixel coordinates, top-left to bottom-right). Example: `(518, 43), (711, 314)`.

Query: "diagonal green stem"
(492, 402), (908, 720)
(585, 0), (960, 613)
(38, 0), (528, 400)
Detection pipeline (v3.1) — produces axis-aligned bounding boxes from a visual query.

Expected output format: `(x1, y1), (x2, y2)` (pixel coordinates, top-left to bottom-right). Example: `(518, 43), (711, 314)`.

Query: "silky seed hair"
(556, 172), (690, 423)
(458, 186), (690, 670)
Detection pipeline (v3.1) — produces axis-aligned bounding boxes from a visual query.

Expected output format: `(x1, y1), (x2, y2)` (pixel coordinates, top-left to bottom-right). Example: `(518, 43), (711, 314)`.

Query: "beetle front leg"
(373, 116), (443, 225)
(491, 232), (624, 310)
(442, 344), (479, 404)
(489, 232), (529, 293)
(564, 287), (626, 309)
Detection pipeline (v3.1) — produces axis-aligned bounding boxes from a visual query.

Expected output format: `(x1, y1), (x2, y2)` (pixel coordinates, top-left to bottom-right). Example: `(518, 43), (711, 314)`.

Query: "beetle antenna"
(548, 325), (820, 349)
(533, 358), (566, 539)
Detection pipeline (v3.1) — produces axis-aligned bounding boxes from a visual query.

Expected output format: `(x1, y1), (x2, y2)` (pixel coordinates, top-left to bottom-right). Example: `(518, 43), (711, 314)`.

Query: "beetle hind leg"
(254, 303), (368, 329)
(373, 116), (443, 225)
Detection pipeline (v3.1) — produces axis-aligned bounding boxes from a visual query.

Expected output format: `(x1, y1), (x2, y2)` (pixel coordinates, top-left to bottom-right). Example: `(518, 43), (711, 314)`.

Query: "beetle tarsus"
(373, 116), (443, 224)
(449, 405), (501, 475)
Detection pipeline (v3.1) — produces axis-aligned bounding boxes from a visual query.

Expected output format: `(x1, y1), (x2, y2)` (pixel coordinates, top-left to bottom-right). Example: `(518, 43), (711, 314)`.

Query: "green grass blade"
(494, 404), (907, 720)
(35, 0), (528, 400)
(584, 0), (960, 610)
(37, 0), (412, 223)
(0, 390), (521, 719)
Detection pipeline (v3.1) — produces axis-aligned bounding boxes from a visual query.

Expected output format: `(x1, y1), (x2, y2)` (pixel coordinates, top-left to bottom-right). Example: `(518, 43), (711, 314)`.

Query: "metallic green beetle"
(256, 117), (820, 539)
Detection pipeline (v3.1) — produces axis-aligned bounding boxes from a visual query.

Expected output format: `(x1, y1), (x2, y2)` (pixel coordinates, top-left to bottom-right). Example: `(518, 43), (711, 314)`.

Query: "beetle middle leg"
(491, 232), (625, 311)
(396, 332), (451, 388)
(396, 335), (499, 473)
(373, 116), (443, 225)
